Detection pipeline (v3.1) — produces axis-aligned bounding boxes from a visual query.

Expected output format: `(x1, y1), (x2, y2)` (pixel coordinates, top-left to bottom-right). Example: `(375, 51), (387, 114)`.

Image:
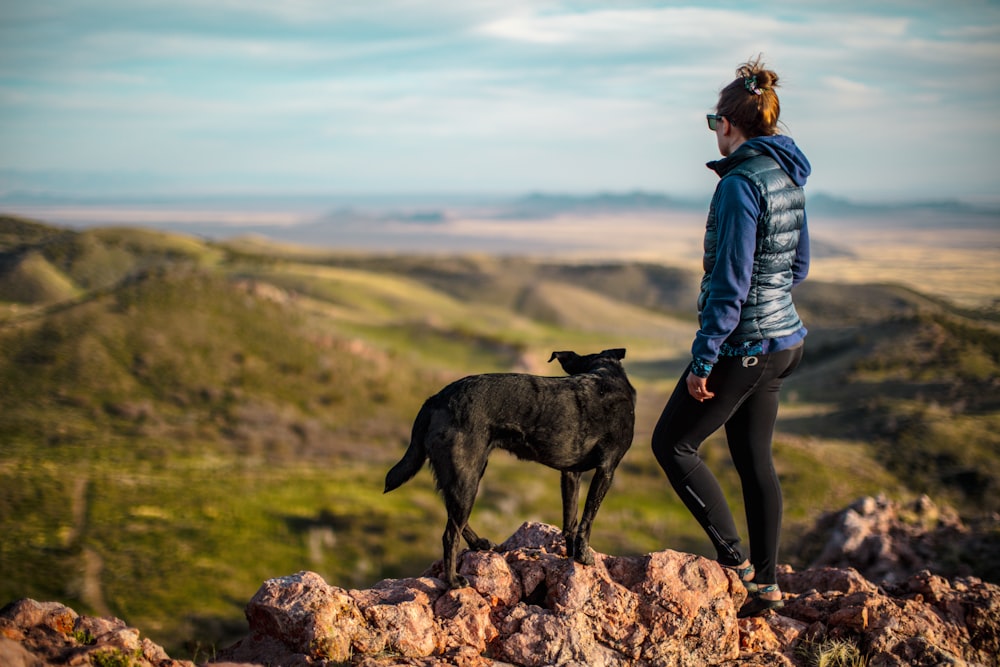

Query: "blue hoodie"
(692, 135), (812, 368)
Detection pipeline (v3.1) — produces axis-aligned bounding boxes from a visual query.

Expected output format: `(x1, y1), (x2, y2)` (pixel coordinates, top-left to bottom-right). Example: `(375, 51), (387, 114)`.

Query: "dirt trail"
(70, 475), (111, 617)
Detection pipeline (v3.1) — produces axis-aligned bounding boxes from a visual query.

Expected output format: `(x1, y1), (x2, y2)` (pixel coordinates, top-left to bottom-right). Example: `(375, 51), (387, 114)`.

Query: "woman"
(651, 57), (811, 619)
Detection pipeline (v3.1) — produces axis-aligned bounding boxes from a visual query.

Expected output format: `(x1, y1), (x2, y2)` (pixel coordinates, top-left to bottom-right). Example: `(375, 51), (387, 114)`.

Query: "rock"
(222, 522), (744, 667)
(215, 521), (1000, 667)
(779, 570), (1000, 667)
(0, 637), (43, 667)
(778, 564), (878, 595)
(223, 523), (745, 667)
(4, 514), (1000, 667)
(0, 598), (193, 667)
(797, 493), (998, 585)
(0, 599), (77, 635)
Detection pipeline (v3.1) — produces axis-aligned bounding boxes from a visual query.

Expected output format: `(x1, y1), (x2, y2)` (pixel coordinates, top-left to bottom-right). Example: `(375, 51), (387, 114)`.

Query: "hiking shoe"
(722, 562), (758, 594)
(737, 585), (784, 618)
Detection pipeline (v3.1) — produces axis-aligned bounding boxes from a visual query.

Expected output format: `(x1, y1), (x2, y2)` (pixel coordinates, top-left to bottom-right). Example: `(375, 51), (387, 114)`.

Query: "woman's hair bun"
(718, 54), (782, 137)
(736, 56), (779, 92)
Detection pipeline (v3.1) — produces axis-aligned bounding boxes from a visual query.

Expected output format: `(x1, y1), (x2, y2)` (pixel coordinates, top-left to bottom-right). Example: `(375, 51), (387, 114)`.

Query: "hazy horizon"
(2, 180), (995, 244)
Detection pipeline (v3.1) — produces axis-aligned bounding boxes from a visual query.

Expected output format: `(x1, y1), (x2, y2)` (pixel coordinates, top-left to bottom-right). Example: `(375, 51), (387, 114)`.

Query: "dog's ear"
(549, 351), (584, 374)
(602, 348), (626, 360)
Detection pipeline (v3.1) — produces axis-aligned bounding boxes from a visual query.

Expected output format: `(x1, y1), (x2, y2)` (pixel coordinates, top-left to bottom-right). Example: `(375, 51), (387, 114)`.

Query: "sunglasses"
(706, 114), (724, 131)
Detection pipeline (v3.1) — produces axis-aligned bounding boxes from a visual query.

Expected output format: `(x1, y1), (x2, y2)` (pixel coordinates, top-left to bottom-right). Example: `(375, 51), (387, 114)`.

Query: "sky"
(2, 1), (1000, 204)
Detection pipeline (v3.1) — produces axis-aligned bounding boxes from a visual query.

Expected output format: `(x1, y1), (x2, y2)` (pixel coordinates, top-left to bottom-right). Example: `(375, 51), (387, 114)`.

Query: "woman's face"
(714, 118), (729, 156)
(714, 115), (745, 157)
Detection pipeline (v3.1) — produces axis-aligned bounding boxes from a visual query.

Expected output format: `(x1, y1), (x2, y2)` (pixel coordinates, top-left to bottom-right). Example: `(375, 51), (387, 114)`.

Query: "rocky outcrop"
(0, 598), (189, 667)
(3, 504), (999, 667)
(798, 493), (1000, 586)
(214, 521), (998, 667)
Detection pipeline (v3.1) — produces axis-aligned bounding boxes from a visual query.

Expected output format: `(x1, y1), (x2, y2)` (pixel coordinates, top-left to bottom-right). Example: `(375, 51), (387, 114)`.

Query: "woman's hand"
(687, 372), (715, 402)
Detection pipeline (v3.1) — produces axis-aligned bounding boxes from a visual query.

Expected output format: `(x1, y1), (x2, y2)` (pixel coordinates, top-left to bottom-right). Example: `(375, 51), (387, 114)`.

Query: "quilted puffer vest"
(698, 148), (805, 343)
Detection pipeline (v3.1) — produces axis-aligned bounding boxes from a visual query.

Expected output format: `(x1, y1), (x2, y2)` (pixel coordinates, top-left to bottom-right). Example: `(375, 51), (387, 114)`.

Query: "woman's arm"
(792, 212), (810, 286)
(691, 175), (761, 370)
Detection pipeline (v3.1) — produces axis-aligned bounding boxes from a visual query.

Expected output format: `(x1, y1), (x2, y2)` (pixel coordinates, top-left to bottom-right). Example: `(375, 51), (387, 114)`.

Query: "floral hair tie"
(744, 75), (763, 95)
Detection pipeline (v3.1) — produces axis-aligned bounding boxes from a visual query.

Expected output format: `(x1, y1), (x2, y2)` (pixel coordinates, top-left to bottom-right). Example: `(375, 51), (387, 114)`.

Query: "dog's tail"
(384, 402), (431, 493)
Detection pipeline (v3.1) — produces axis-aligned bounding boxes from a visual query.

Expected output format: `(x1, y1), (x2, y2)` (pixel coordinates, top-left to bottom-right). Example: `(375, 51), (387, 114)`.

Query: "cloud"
(941, 23), (1000, 40)
(475, 7), (784, 47)
(818, 75), (882, 106)
(1, 1), (999, 199)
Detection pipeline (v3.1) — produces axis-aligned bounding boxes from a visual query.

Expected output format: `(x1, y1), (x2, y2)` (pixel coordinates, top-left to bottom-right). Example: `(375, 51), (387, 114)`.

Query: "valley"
(0, 210), (997, 657)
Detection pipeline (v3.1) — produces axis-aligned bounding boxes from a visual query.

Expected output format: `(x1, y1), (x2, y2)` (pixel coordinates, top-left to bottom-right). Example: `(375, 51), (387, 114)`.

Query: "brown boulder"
(222, 522), (744, 666)
(4, 518), (1000, 666)
(217, 522), (1000, 666)
(799, 493), (999, 586)
(0, 598), (192, 667)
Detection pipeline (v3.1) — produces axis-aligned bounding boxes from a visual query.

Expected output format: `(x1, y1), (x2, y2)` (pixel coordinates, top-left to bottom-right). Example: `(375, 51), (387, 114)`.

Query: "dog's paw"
(573, 540), (595, 566)
(470, 538), (495, 551)
(563, 532), (578, 558)
(447, 574), (472, 589)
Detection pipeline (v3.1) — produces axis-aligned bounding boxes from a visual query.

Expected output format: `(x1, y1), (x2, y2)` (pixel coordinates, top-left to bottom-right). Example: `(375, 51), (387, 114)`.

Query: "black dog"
(384, 348), (636, 589)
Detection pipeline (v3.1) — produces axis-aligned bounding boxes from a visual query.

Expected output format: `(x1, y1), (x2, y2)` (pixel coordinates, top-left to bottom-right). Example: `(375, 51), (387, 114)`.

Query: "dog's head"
(548, 348), (626, 375)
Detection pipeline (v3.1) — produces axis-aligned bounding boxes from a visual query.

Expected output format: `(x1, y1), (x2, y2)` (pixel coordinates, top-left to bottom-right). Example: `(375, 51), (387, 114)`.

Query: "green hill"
(0, 250), (80, 303)
(0, 215), (68, 249)
(1, 216), (997, 657)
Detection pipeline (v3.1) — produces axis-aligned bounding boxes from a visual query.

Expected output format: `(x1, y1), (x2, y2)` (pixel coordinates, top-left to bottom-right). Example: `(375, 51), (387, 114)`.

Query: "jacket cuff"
(691, 358), (714, 378)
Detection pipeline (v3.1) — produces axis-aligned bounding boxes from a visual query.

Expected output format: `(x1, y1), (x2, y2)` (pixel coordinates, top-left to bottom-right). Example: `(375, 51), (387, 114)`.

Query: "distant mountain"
(494, 191), (704, 219)
(4, 189), (997, 242)
(807, 193), (1000, 225)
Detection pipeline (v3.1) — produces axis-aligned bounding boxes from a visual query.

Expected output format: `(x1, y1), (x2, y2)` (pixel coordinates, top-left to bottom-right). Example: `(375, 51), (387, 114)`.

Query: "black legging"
(651, 344), (803, 585)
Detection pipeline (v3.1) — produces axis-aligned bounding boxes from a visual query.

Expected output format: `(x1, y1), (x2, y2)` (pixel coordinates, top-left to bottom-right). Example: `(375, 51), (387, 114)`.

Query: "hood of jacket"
(708, 135), (811, 187)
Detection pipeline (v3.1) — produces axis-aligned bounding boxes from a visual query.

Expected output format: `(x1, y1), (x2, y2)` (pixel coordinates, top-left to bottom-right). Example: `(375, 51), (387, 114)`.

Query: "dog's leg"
(442, 518), (469, 589)
(462, 525), (495, 552)
(573, 465), (617, 566)
(440, 471), (483, 589)
(459, 454), (494, 551)
(560, 471), (582, 558)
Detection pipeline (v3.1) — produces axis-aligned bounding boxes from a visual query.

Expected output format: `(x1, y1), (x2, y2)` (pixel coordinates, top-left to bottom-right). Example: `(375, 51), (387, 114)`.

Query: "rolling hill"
(1, 214), (997, 656)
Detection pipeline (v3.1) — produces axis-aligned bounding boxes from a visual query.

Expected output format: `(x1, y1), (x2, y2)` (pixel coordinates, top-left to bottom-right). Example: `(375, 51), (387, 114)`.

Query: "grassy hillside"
(0, 250), (80, 303)
(1, 214), (997, 656)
